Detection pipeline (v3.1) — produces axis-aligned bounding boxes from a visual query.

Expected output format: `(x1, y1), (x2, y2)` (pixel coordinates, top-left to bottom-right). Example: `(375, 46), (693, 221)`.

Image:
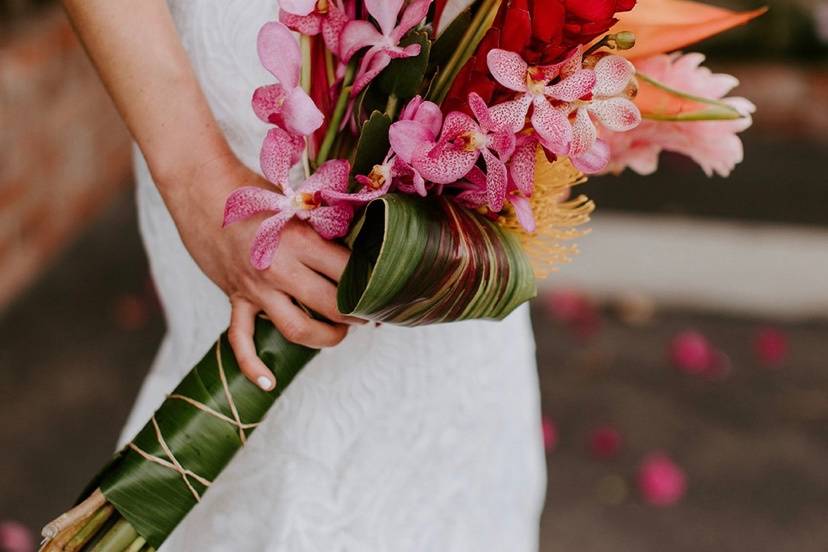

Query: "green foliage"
(350, 111), (392, 179)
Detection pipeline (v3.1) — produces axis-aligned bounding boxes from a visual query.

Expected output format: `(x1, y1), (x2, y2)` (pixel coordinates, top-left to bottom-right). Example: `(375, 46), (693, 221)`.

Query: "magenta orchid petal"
(486, 49), (529, 93)
(252, 84), (289, 124)
(482, 148), (508, 212)
(414, 141), (477, 185)
(489, 95), (532, 133)
(351, 51), (395, 95)
(409, 99), (444, 137)
(260, 127), (305, 185)
(391, 0), (432, 42)
(437, 111), (477, 143)
(322, 7), (350, 55)
(280, 10), (323, 35)
(250, 213), (292, 270)
(510, 140), (537, 196)
(223, 187), (285, 227)
(571, 138), (610, 174)
(365, 0), (405, 36)
(490, 130), (516, 160)
(279, 0), (317, 16)
(468, 92), (496, 131)
(544, 70), (597, 102)
(308, 205), (354, 239)
(281, 87), (325, 136)
(257, 22), (301, 89)
(389, 119), (436, 163)
(301, 159), (351, 195)
(593, 55), (636, 97)
(509, 195), (536, 233)
(588, 97), (641, 132)
(340, 20), (385, 61)
(531, 98), (572, 154)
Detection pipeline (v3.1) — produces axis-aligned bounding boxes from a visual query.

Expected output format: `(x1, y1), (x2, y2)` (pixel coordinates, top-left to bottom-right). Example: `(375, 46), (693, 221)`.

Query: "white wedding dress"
(119, 1), (546, 550)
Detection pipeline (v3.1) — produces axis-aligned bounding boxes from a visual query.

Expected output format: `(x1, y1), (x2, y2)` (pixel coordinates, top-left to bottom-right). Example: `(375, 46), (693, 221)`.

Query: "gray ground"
(1, 192), (826, 552)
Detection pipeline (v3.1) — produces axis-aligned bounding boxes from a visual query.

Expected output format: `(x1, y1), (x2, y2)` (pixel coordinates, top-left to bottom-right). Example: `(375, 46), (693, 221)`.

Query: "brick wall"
(0, 7), (132, 311)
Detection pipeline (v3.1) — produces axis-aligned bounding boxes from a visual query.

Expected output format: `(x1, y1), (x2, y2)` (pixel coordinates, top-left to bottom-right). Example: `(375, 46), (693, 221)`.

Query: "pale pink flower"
(638, 453), (687, 507)
(252, 21), (325, 137)
(224, 160), (354, 270)
(340, 0), (432, 95)
(279, 0), (353, 57)
(486, 48), (595, 156)
(453, 167), (535, 231)
(601, 52), (755, 177)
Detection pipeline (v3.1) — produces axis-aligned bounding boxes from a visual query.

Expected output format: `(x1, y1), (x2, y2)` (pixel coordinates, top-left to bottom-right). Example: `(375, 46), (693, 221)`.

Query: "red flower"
(440, 0), (637, 113)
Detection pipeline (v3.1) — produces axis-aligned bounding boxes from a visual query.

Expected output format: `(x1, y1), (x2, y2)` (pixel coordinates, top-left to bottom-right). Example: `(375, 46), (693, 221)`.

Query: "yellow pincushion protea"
(500, 149), (595, 279)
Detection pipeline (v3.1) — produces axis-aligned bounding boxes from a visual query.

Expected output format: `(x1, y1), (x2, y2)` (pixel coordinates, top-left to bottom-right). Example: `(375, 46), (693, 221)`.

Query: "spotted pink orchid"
(340, 0), (432, 96)
(279, 0), (353, 58)
(223, 160), (354, 270)
(485, 47), (597, 157)
(387, 96), (444, 197)
(454, 167), (536, 233)
(252, 21), (324, 137)
(561, 52), (642, 173)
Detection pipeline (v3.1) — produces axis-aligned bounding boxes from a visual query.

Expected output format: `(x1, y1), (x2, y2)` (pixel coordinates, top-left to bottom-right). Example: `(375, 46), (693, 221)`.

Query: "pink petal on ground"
(340, 20), (385, 62)
(279, 0), (317, 16)
(543, 288), (603, 340)
(594, 55), (637, 97)
(365, 0), (405, 36)
(260, 127), (304, 185)
(532, 98), (572, 155)
(588, 97), (642, 132)
(251, 213), (292, 270)
(303, 159), (351, 194)
(486, 49), (529, 92)
(392, 0), (432, 42)
(638, 453), (687, 507)
(280, 10), (323, 35)
(490, 95), (532, 133)
(482, 149), (508, 212)
(754, 327), (789, 367)
(510, 138), (537, 196)
(468, 92), (496, 131)
(282, 87), (325, 136)
(544, 69), (597, 102)
(588, 426), (623, 460)
(669, 330), (714, 375)
(0, 521), (34, 552)
(223, 187), (285, 226)
(390, 120), (436, 163)
(252, 84), (288, 124)
(309, 205), (355, 239)
(509, 194), (536, 233)
(542, 415), (558, 453)
(258, 22), (302, 88)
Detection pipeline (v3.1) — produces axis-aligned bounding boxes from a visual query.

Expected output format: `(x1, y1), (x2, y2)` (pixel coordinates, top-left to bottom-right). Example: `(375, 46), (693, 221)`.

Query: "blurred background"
(1, 1), (826, 551)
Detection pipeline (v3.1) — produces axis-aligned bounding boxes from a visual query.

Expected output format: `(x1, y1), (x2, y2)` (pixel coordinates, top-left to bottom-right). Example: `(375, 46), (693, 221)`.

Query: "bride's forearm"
(61, 0), (236, 202)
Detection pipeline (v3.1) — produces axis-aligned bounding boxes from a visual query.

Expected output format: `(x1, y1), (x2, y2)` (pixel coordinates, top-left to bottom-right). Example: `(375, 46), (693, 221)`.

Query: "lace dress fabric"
(120, 1), (546, 550)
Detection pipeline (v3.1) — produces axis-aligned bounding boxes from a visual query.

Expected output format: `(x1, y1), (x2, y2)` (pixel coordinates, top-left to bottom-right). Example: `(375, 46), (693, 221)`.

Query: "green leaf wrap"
(95, 194), (536, 549)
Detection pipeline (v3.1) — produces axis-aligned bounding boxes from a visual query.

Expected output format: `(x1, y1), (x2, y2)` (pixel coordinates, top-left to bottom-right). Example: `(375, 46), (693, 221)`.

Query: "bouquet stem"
(316, 61), (356, 166)
(88, 518), (137, 552)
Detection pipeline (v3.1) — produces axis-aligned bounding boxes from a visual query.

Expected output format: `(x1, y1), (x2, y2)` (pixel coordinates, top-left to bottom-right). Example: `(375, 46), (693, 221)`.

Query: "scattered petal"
(638, 453), (687, 507)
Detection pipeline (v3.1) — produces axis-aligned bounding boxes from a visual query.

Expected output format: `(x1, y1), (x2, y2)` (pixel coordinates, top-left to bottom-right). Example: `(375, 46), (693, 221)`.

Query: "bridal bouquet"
(41, 0), (763, 550)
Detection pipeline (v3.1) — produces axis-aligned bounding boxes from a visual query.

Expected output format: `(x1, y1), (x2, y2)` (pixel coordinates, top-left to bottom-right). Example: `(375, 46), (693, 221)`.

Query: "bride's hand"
(160, 155), (357, 391)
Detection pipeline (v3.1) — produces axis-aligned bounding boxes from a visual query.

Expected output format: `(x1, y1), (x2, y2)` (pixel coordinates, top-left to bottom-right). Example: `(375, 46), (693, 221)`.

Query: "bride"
(62, 0), (545, 549)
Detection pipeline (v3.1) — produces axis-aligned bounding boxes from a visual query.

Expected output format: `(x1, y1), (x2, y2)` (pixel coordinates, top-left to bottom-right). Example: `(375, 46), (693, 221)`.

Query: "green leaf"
(429, 8), (472, 70)
(350, 111), (391, 179)
(377, 30), (432, 100)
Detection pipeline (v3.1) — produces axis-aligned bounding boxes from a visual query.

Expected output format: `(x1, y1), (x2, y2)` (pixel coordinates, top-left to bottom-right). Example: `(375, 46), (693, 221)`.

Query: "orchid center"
(526, 68), (548, 95)
(366, 164), (388, 190)
(293, 191), (320, 211)
(316, 0), (329, 14)
(456, 130), (489, 152)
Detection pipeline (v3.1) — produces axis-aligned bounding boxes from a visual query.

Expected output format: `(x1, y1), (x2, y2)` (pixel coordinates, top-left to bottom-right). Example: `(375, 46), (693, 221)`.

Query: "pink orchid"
(323, 153), (398, 204)
(388, 96), (445, 197)
(453, 167), (536, 232)
(279, 0), (353, 57)
(252, 21), (324, 137)
(224, 160), (354, 270)
(561, 53), (642, 174)
(340, 0), (432, 95)
(485, 47), (597, 156)
(601, 53), (755, 177)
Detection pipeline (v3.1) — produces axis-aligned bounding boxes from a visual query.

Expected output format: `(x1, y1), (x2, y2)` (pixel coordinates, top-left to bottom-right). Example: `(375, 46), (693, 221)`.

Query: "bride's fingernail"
(257, 376), (275, 391)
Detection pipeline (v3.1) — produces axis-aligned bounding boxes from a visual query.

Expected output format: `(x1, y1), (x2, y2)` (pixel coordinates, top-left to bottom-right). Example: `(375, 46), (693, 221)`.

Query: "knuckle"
(281, 319), (311, 343)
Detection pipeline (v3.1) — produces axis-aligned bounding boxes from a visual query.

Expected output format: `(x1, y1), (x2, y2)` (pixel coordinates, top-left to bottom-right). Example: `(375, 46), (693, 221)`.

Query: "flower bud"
(610, 31), (637, 50)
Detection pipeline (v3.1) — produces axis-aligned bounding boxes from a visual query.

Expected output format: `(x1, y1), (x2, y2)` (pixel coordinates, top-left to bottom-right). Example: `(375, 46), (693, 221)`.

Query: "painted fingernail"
(257, 376), (275, 391)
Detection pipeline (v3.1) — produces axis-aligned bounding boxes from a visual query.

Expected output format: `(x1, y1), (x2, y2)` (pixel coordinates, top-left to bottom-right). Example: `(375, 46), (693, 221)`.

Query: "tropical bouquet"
(40, 0), (763, 550)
